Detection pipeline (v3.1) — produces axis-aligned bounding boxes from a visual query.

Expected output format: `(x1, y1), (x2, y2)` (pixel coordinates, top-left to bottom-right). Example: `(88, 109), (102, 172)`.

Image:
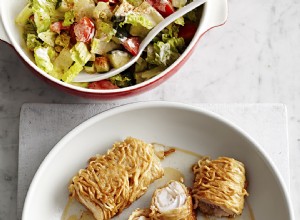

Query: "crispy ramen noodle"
(68, 137), (164, 220)
(192, 157), (249, 217)
(128, 208), (151, 220)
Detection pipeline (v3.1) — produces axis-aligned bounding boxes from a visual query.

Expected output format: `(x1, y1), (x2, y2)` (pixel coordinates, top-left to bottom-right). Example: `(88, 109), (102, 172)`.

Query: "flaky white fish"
(149, 180), (196, 220)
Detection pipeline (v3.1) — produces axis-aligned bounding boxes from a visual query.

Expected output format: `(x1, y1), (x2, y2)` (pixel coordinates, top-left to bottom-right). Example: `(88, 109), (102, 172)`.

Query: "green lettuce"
(34, 46), (56, 73)
(23, 22), (37, 40)
(154, 42), (176, 66)
(109, 73), (133, 88)
(126, 0), (143, 7)
(172, 0), (187, 8)
(52, 48), (73, 74)
(185, 10), (198, 22)
(134, 66), (165, 84)
(93, 2), (112, 21)
(34, 10), (51, 33)
(146, 37), (185, 66)
(166, 37), (185, 52)
(63, 10), (74, 26)
(32, 0), (57, 33)
(120, 13), (154, 29)
(95, 21), (116, 42)
(38, 30), (57, 47)
(56, 0), (73, 12)
(91, 38), (120, 55)
(70, 82), (89, 88)
(61, 62), (83, 83)
(174, 17), (185, 26)
(15, 4), (33, 26)
(70, 42), (92, 66)
(162, 24), (180, 39)
(26, 34), (42, 51)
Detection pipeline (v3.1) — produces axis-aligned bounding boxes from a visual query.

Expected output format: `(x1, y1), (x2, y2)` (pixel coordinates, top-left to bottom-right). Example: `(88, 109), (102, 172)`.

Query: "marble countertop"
(0, 0), (299, 219)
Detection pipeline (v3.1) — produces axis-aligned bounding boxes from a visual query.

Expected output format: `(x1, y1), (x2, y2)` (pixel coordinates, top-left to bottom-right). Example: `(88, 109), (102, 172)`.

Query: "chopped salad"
(16, 0), (201, 89)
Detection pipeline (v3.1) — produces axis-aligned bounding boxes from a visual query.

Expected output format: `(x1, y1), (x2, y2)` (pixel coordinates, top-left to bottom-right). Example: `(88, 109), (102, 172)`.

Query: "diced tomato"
(178, 22), (198, 41)
(146, 0), (175, 17)
(97, 0), (109, 2)
(50, 21), (70, 34)
(122, 37), (140, 56)
(88, 80), (119, 90)
(73, 17), (95, 43)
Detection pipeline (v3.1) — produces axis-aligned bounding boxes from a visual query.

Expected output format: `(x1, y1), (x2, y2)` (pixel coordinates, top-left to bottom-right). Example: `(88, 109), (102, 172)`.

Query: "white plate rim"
(22, 101), (295, 219)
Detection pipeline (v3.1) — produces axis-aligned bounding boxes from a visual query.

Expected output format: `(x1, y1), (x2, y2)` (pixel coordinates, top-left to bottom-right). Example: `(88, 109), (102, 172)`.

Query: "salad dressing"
(173, 146), (204, 158)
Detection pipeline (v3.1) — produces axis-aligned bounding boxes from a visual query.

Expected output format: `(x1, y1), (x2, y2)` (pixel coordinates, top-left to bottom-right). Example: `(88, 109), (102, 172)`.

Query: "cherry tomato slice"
(73, 17), (95, 43)
(146, 0), (175, 17)
(178, 22), (198, 41)
(50, 21), (70, 34)
(88, 80), (119, 90)
(122, 37), (140, 56)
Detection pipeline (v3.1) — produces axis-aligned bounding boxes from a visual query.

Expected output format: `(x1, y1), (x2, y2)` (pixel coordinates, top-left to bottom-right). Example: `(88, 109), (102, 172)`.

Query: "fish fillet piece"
(192, 157), (248, 217)
(149, 180), (196, 220)
(128, 208), (151, 220)
(68, 137), (164, 220)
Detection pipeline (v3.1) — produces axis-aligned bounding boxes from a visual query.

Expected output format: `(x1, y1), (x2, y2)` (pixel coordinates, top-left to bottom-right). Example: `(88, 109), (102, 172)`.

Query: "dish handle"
(0, 5), (12, 44)
(200, 0), (228, 34)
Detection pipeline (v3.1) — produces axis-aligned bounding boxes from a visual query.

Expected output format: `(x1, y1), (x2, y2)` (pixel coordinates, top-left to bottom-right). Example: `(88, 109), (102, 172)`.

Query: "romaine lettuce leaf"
(185, 10), (198, 22)
(120, 13), (154, 29)
(70, 82), (89, 88)
(52, 48), (73, 73)
(172, 0), (187, 8)
(109, 73), (133, 88)
(34, 10), (51, 33)
(70, 42), (92, 65)
(63, 10), (74, 26)
(146, 37), (185, 66)
(56, 0), (73, 12)
(15, 4), (33, 26)
(32, 0), (57, 33)
(95, 21), (116, 42)
(93, 2), (112, 21)
(61, 62), (83, 83)
(162, 24), (180, 39)
(174, 17), (185, 26)
(38, 30), (57, 46)
(73, 0), (95, 20)
(126, 0), (143, 7)
(166, 37), (185, 52)
(155, 42), (174, 66)
(91, 38), (120, 55)
(34, 46), (56, 73)
(26, 34), (42, 51)
(134, 66), (165, 84)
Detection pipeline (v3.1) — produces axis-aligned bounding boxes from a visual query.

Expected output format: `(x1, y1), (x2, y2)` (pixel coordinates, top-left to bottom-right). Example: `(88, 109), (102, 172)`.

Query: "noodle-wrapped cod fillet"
(68, 137), (164, 220)
(149, 180), (196, 220)
(128, 208), (151, 220)
(192, 157), (248, 217)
